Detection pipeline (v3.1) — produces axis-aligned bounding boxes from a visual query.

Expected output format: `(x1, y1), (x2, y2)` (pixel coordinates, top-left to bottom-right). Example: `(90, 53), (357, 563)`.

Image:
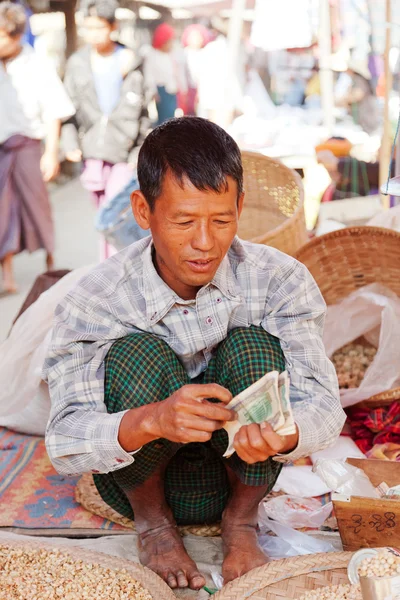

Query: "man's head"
(132, 117), (244, 300)
(0, 2), (25, 60)
(80, 0), (118, 53)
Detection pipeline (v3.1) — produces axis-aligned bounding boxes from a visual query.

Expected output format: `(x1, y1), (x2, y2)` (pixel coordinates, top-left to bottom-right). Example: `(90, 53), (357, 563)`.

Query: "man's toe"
(176, 570), (189, 588)
(189, 573), (206, 590)
(166, 572), (178, 588)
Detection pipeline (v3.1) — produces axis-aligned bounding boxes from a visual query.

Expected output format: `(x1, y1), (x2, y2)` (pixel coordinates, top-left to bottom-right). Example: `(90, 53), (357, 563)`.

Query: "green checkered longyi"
(93, 326), (285, 525)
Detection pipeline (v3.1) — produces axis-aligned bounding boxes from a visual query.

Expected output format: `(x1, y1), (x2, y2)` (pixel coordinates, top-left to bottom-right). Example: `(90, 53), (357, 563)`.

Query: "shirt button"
(150, 312), (157, 320)
(206, 317), (213, 325)
(216, 297), (222, 303)
(183, 309), (189, 315)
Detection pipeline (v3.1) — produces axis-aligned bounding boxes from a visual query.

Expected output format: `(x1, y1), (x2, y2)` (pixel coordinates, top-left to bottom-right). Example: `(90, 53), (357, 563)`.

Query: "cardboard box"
(333, 458), (400, 551)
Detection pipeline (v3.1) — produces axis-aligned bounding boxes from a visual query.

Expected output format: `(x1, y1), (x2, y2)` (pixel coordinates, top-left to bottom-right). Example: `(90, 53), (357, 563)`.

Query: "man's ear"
(131, 190), (151, 230)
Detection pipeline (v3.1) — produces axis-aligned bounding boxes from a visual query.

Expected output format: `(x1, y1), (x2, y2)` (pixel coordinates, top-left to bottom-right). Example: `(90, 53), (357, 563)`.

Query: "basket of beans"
(294, 226), (400, 406)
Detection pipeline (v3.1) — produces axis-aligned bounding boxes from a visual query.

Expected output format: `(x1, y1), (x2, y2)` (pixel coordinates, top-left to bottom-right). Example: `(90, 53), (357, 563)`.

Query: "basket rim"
(241, 151), (305, 245)
(213, 551), (353, 600)
(0, 535), (176, 600)
(294, 225), (400, 260)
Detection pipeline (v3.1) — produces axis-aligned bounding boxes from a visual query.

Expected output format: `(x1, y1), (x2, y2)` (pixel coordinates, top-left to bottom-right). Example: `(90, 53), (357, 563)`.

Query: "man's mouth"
(186, 258), (216, 272)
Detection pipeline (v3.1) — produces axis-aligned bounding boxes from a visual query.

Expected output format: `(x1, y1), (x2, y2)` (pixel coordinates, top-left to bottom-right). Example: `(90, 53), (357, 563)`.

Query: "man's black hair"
(138, 117), (244, 211)
(80, 0), (118, 24)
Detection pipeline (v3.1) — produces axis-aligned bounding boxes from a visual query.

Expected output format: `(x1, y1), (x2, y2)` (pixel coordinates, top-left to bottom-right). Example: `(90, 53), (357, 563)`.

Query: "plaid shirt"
(44, 236), (345, 476)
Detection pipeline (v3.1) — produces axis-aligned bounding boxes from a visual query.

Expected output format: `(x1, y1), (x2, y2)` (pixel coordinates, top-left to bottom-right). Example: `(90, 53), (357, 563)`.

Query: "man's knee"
(104, 333), (186, 413)
(219, 326), (285, 371)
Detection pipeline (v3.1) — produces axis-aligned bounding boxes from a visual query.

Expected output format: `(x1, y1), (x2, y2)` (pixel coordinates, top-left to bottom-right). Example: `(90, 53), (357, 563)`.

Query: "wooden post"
(379, 0), (393, 208)
(318, 0), (334, 136)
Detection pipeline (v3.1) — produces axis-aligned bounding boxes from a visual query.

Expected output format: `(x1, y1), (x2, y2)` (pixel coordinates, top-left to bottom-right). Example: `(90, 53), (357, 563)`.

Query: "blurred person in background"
(335, 59), (380, 135)
(0, 2), (74, 294)
(62, 0), (150, 261)
(180, 23), (210, 115)
(144, 23), (187, 125)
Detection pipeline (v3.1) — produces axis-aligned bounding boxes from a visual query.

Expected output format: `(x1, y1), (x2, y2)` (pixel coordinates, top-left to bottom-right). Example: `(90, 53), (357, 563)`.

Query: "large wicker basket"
(240, 152), (308, 256)
(0, 536), (176, 600)
(294, 226), (400, 405)
(213, 552), (353, 600)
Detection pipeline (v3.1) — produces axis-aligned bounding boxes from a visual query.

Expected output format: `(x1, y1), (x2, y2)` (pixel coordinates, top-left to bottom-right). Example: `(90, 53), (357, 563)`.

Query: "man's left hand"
(233, 422), (299, 464)
(40, 151), (60, 182)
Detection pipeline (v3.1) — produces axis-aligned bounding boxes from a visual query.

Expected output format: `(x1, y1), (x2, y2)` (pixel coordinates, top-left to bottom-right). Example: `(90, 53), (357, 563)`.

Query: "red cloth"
(152, 23), (175, 50)
(347, 402), (400, 453)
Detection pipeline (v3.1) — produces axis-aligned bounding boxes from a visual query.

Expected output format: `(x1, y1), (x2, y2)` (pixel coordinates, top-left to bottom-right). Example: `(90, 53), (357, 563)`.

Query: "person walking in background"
(0, 2), (74, 294)
(144, 23), (187, 125)
(62, 0), (150, 261)
(181, 24), (210, 115)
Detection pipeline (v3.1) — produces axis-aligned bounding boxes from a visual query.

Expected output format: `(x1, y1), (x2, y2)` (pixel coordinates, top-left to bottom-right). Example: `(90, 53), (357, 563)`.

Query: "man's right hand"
(149, 384), (236, 444)
(118, 384), (236, 453)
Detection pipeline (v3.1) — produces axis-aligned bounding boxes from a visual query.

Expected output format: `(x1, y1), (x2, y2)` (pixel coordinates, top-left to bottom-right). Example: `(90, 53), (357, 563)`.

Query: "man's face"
(0, 30), (21, 59)
(132, 171), (244, 300)
(83, 16), (114, 52)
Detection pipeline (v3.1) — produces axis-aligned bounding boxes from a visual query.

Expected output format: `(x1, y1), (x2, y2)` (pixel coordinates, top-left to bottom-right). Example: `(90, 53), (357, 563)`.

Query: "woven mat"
(212, 551), (353, 600)
(76, 473), (223, 537)
(0, 534), (176, 599)
(0, 427), (127, 534)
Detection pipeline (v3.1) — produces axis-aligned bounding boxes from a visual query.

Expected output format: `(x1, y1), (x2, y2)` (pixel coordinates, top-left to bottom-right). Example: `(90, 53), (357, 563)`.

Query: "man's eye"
(215, 220), (230, 225)
(177, 221), (193, 226)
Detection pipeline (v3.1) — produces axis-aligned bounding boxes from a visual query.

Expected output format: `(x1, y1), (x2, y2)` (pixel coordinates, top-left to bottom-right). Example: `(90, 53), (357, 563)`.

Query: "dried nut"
(332, 340), (377, 390)
(0, 544), (153, 600)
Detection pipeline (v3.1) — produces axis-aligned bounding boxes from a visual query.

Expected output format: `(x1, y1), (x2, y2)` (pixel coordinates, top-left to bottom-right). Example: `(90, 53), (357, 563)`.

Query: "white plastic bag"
(273, 465), (332, 497)
(258, 507), (335, 557)
(312, 459), (379, 498)
(323, 283), (400, 407)
(262, 495), (332, 529)
(0, 266), (93, 434)
(310, 436), (365, 464)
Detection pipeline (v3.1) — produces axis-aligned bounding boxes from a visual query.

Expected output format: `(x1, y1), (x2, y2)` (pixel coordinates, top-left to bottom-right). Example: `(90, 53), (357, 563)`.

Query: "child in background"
(144, 23), (187, 125)
(62, 0), (150, 260)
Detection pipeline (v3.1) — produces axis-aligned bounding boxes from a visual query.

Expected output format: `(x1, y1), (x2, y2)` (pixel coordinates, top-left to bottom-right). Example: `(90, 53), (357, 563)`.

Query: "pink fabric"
(0, 135), (54, 261)
(81, 160), (133, 261)
(152, 23), (175, 50)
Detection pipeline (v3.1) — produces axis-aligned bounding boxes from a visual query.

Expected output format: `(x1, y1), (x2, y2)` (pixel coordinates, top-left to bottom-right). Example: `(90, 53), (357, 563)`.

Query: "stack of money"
(223, 371), (296, 457)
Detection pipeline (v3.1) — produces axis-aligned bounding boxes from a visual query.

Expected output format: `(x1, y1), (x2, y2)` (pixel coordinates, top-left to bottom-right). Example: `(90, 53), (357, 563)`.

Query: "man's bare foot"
(1, 253), (18, 294)
(222, 524), (269, 584)
(46, 252), (54, 271)
(138, 522), (206, 590)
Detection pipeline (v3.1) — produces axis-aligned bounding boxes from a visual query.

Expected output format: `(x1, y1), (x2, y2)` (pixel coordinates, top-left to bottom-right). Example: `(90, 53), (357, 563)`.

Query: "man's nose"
(192, 223), (214, 252)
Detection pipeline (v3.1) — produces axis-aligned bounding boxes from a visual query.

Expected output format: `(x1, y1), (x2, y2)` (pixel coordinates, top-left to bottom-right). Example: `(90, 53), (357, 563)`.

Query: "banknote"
(223, 371), (294, 457)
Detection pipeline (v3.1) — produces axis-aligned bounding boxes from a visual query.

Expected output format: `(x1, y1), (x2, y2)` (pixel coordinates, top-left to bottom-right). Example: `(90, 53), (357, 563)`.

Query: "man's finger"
(260, 422), (286, 453)
(187, 383), (233, 404)
(246, 423), (272, 452)
(181, 416), (225, 432)
(190, 399), (236, 422)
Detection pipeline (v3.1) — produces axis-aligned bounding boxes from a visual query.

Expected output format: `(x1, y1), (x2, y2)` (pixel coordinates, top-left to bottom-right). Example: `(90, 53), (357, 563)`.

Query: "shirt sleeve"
(43, 288), (141, 477)
(261, 260), (346, 462)
(38, 57), (75, 123)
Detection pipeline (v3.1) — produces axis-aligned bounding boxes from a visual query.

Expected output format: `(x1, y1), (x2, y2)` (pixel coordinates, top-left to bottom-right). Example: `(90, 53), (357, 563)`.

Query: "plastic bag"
(313, 459), (379, 498)
(0, 266), (93, 432)
(310, 436), (365, 464)
(258, 507), (336, 557)
(323, 283), (400, 407)
(262, 495), (332, 529)
(273, 465), (332, 497)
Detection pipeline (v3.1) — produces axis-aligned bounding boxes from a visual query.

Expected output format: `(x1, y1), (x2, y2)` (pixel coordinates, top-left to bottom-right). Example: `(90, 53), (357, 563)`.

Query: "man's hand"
(65, 149), (83, 163)
(40, 151), (60, 182)
(149, 384), (236, 444)
(233, 422), (299, 464)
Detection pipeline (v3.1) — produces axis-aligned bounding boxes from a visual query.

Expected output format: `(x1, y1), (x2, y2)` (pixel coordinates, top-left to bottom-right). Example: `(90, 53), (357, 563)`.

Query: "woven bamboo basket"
(76, 472), (222, 537)
(0, 535), (176, 600)
(240, 152), (308, 256)
(213, 552), (353, 600)
(294, 226), (400, 406)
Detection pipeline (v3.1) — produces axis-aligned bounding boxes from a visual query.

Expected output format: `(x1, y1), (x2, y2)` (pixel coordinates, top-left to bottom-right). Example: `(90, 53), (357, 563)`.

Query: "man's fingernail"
(260, 421), (269, 430)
